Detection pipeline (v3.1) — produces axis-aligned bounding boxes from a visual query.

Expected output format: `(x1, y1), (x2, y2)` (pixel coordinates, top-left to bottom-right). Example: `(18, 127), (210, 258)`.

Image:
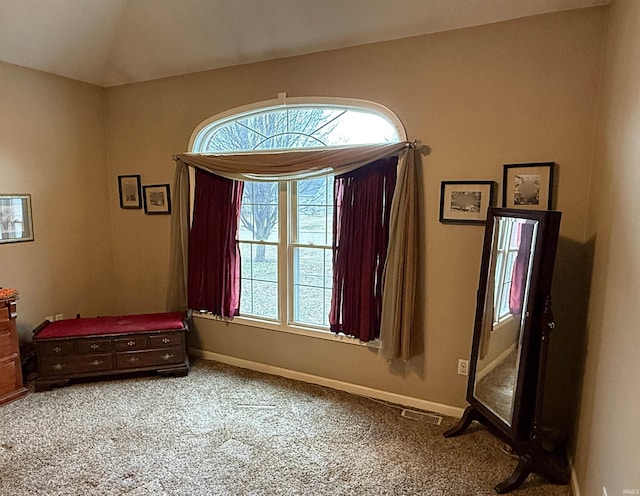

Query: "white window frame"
(492, 218), (538, 326)
(188, 95), (406, 346)
(493, 222), (519, 325)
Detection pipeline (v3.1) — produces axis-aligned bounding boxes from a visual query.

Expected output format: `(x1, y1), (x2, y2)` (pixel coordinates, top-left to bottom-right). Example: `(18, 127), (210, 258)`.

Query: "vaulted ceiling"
(0, 0), (609, 87)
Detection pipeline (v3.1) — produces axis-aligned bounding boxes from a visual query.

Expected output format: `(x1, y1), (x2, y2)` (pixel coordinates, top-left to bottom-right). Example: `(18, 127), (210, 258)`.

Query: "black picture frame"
(143, 184), (171, 215)
(439, 181), (496, 225)
(118, 175), (142, 209)
(0, 194), (34, 244)
(502, 162), (555, 210)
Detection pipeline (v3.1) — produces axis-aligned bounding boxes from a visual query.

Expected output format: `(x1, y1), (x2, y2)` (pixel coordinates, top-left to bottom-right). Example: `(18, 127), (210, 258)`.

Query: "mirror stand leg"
(443, 406), (480, 438)
(494, 454), (534, 494)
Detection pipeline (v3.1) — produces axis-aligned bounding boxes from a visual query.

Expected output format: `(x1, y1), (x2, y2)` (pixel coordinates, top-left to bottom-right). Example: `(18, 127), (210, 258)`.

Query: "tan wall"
(104, 8), (605, 411)
(574, 0), (640, 494)
(0, 62), (114, 339)
(3, 5), (636, 492)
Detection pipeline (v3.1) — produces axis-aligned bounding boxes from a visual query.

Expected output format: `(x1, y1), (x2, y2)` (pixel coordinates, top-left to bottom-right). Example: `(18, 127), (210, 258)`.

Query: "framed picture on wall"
(118, 175), (142, 209)
(439, 181), (496, 224)
(143, 184), (171, 215)
(502, 162), (555, 210)
(0, 194), (34, 244)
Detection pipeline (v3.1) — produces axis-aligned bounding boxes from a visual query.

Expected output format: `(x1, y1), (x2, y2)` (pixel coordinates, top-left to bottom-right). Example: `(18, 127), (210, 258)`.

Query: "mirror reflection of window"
(475, 216), (539, 426)
(492, 218), (537, 325)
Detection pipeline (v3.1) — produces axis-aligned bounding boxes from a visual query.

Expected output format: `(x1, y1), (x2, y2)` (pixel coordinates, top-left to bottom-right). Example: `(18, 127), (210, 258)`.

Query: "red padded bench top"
(34, 312), (186, 340)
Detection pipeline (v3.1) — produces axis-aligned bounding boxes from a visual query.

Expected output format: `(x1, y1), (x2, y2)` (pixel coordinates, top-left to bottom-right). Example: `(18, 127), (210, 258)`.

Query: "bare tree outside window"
(208, 109), (342, 261)
(195, 102), (401, 324)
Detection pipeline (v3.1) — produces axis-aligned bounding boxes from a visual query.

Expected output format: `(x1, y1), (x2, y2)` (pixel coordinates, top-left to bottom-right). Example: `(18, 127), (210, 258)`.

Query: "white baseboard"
(569, 456), (580, 496)
(476, 343), (517, 381)
(190, 348), (465, 418)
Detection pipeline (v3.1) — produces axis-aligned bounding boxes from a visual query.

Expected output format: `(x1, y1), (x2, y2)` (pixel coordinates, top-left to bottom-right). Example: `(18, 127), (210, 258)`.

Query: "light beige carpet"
(0, 359), (571, 495)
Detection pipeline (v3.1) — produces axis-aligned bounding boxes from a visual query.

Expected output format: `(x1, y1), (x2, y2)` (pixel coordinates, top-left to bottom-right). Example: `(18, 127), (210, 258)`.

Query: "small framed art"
(143, 184), (171, 215)
(439, 181), (495, 224)
(502, 162), (555, 210)
(118, 175), (142, 209)
(0, 194), (34, 244)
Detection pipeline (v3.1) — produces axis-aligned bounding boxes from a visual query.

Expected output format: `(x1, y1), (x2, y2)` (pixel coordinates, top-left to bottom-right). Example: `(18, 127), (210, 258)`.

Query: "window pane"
(240, 278), (252, 315)
(239, 242), (278, 319)
(207, 122), (263, 152)
(295, 247), (325, 287)
(240, 242), (252, 279)
(242, 182), (254, 204)
(238, 205), (254, 241)
(203, 106), (400, 153)
(493, 252), (504, 305)
(298, 177), (328, 206)
(322, 110), (399, 146)
(296, 177), (333, 246)
(251, 281), (278, 319)
(238, 110), (287, 150)
(497, 219), (508, 250)
(325, 206), (334, 246)
(260, 134), (324, 149)
(251, 244), (278, 283)
(499, 283), (512, 318)
(247, 182), (278, 204)
(324, 249), (333, 288)
(239, 182), (278, 242)
(509, 223), (521, 249)
(295, 285), (326, 327)
(293, 247), (332, 327)
(324, 289), (333, 327)
(505, 251), (517, 284)
(298, 206), (328, 245)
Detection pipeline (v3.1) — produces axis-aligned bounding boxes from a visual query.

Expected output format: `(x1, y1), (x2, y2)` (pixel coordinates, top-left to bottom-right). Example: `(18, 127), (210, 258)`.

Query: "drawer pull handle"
(127, 340), (136, 347)
(53, 363), (65, 370)
(90, 344), (100, 350)
(89, 360), (104, 367)
(127, 357), (140, 363)
(161, 353), (175, 361)
(53, 346), (62, 353)
(162, 338), (171, 344)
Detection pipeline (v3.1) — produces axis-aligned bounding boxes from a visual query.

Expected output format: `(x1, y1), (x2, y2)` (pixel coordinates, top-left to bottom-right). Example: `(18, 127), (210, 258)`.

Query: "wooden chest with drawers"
(0, 298), (28, 406)
(33, 312), (189, 391)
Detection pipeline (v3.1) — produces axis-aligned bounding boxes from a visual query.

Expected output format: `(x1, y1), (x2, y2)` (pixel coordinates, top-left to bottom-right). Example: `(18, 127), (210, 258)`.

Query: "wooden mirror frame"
(444, 207), (568, 493)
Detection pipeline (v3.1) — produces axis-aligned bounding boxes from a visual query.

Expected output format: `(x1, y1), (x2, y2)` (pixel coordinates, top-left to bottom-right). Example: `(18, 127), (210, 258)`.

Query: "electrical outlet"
(54, 313), (64, 321)
(457, 359), (469, 376)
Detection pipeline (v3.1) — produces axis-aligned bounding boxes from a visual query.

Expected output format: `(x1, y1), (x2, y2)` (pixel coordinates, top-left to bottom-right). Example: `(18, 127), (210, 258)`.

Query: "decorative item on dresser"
(0, 291), (28, 406)
(32, 312), (189, 392)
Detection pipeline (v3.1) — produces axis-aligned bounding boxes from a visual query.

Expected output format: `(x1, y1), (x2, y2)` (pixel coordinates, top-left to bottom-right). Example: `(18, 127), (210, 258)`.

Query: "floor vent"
(401, 409), (443, 425)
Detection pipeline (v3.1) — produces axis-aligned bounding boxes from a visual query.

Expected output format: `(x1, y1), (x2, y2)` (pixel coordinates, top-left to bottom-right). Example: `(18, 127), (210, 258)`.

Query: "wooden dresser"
(0, 298), (28, 406)
(33, 312), (189, 391)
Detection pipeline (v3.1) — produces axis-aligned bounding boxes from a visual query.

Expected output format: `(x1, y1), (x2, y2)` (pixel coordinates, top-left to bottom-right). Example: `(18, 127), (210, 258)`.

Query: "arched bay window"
(168, 96), (419, 360)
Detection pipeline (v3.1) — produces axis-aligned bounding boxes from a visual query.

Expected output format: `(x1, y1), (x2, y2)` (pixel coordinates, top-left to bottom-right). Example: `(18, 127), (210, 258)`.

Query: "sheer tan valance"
(167, 141), (420, 360)
(174, 142), (411, 182)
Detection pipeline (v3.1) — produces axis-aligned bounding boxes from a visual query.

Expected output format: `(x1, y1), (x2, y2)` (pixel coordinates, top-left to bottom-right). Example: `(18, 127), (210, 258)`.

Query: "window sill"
(493, 314), (516, 330)
(192, 312), (382, 349)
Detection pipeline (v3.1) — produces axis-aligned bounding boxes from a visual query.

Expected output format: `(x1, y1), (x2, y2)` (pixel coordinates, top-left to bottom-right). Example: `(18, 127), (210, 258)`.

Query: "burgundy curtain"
(509, 222), (535, 315)
(188, 169), (244, 318)
(329, 157), (398, 341)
